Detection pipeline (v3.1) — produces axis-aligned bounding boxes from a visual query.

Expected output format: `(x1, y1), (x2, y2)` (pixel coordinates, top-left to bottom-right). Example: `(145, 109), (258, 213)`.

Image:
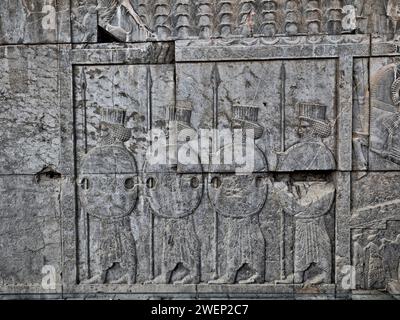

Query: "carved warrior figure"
(371, 64), (400, 166)
(383, 234), (400, 294)
(360, 0), (388, 34)
(352, 229), (400, 292)
(208, 105), (268, 284)
(353, 59), (369, 171)
(387, 0), (400, 35)
(145, 103), (202, 284)
(96, 0), (155, 41)
(277, 103), (335, 171)
(276, 181), (335, 285)
(364, 232), (386, 289)
(353, 232), (366, 289)
(80, 108), (138, 284)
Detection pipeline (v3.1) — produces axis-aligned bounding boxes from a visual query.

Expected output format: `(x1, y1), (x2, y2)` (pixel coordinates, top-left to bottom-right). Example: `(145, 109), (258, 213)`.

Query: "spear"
(146, 65), (155, 279)
(279, 62), (287, 280)
(80, 67), (91, 279)
(146, 66), (153, 132)
(80, 68), (88, 152)
(211, 63), (221, 134)
(211, 63), (221, 279)
(280, 62), (286, 153)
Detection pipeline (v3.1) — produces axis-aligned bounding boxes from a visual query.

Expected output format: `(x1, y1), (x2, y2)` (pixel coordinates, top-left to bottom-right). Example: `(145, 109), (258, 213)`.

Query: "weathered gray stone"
(0, 0), (70, 44)
(349, 172), (400, 296)
(0, 45), (62, 174)
(2, 1), (400, 300)
(0, 175), (61, 292)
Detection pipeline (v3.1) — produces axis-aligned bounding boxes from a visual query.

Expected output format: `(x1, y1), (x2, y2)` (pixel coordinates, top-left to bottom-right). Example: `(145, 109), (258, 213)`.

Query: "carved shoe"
(208, 275), (235, 285)
(238, 273), (262, 284)
(144, 274), (169, 285)
(174, 274), (200, 285)
(81, 274), (105, 285)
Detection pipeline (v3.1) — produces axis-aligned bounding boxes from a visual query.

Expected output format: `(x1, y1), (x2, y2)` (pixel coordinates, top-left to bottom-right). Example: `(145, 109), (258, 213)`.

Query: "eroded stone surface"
(0, 175), (61, 289)
(0, 45), (62, 174)
(0, 0), (70, 44)
(1, 1), (400, 300)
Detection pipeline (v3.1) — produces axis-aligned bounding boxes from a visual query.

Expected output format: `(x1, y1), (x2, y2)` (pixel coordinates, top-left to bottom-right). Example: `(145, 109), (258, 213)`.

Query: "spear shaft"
(211, 63), (221, 279)
(280, 62), (287, 280)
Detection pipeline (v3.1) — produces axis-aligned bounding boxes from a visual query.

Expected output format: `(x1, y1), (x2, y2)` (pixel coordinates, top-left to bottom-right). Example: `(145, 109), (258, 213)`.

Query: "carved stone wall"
(1, 1), (400, 299)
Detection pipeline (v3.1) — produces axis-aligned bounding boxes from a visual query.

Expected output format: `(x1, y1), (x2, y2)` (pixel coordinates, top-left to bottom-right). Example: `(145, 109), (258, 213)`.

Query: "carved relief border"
(58, 35), (375, 298)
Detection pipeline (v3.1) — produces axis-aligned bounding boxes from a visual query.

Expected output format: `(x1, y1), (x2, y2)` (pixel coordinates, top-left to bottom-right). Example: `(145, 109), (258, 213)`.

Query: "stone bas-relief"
(208, 106), (268, 285)
(276, 103), (335, 171)
(176, 59), (337, 172)
(351, 172), (400, 296)
(2, 1), (400, 45)
(370, 59), (400, 170)
(144, 106), (203, 285)
(79, 108), (138, 285)
(276, 181), (335, 285)
(3, 1), (400, 300)
(69, 0), (400, 44)
(73, 99), (337, 288)
(352, 224), (400, 294)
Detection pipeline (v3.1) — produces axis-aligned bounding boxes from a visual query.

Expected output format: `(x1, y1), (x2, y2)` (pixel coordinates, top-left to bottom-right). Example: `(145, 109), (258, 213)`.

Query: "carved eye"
(146, 177), (156, 189)
(124, 178), (136, 190)
(211, 177), (221, 189)
(190, 177), (200, 189)
(80, 178), (90, 190)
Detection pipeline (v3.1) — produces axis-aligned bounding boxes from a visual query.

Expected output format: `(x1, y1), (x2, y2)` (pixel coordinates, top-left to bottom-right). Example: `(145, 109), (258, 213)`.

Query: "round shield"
(144, 172), (204, 219)
(207, 174), (268, 218)
(143, 141), (204, 219)
(79, 145), (139, 220)
(207, 141), (269, 218)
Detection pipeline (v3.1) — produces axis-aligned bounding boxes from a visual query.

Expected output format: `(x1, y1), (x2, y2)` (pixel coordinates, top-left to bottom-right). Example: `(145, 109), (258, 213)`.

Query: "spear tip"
(211, 63), (221, 84)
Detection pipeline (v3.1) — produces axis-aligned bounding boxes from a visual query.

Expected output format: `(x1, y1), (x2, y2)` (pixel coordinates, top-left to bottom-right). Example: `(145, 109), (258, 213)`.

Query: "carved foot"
(304, 273), (328, 286)
(208, 275), (234, 284)
(110, 273), (135, 285)
(238, 273), (262, 284)
(275, 273), (303, 285)
(81, 274), (105, 285)
(174, 274), (200, 285)
(144, 274), (169, 285)
(388, 280), (400, 295)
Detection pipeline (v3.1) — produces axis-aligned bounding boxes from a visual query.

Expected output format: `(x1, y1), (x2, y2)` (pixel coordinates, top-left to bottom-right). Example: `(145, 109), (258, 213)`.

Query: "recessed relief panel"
(369, 58), (400, 171)
(73, 64), (176, 173)
(351, 172), (400, 295)
(176, 59), (338, 172)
